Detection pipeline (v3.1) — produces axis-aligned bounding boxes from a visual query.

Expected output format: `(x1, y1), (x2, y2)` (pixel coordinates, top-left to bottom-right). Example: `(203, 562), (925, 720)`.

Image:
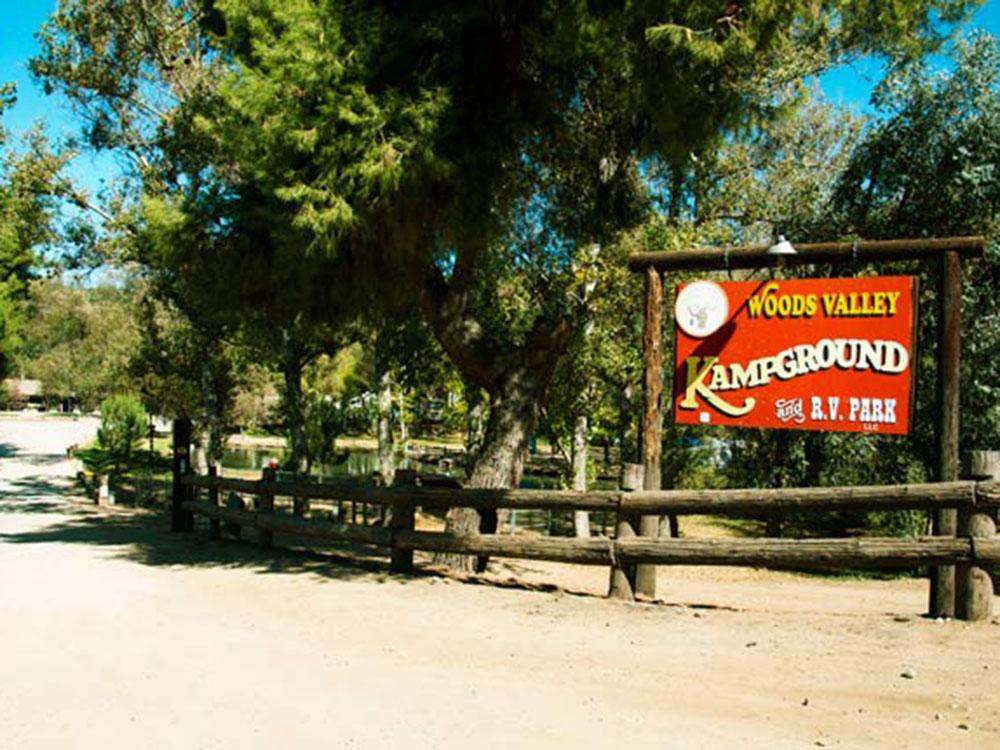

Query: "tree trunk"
(618, 380), (637, 464)
(283, 362), (308, 476)
(572, 414), (591, 538)
(434, 369), (543, 572)
(281, 344), (309, 516)
(464, 380), (486, 474)
(397, 387), (408, 444)
(668, 164), (686, 224)
(193, 435), (208, 475)
(375, 334), (396, 487)
(199, 347), (225, 473)
(417, 248), (573, 574)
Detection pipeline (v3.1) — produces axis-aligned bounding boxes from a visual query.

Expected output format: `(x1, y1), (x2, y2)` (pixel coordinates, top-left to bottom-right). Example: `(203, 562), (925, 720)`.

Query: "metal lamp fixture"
(767, 234), (796, 255)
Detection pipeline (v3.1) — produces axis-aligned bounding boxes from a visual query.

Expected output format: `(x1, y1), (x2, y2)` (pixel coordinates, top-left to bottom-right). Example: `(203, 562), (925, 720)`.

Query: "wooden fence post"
(608, 463), (643, 601)
(258, 465), (275, 549)
(636, 267), (663, 601)
(930, 250), (961, 617)
(170, 418), (193, 532)
(388, 469), (418, 574)
(207, 464), (221, 540)
(957, 451), (998, 621)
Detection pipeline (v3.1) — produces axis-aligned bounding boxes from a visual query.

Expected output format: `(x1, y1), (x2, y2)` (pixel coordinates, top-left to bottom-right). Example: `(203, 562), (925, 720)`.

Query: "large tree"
(178, 1), (982, 568)
(835, 31), (1000, 471)
(35, 1), (981, 569)
(194, 0), (971, 497)
(31, 0), (236, 457)
(34, 0), (356, 471)
(0, 84), (70, 377)
(20, 277), (141, 409)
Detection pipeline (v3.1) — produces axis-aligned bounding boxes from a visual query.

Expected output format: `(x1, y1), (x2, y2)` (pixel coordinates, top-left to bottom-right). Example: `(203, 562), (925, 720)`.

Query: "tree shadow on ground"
(1, 494), (406, 584)
(13, 453), (72, 467)
(4, 485), (632, 591)
(0, 485), (603, 600)
(0, 473), (77, 498)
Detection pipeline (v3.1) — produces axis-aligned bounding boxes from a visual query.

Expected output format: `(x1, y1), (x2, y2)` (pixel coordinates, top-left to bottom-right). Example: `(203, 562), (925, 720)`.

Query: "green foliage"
(0, 85), (72, 377)
(20, 277), (140, 408)
(304, 345), (363, 400)
(198, 0), (450, 251)
(835, 32), (1000, 458)
(685, 90), (864, 243)
(31, 0), (990, 502)
(230, 362), (278, 431)
(128, 291), (237, 469)
(0, 85), (30, 374)
(711, 34), (1000, 538)
(32, 0), (220, 167)
(866, 509), (927, 538)
(97, 394), (148, 472)
(151, 0), (972, 387)
(0, 278), (26, 374)
(303, 398), (345, 470)
(74, 442), (170, 478)
(129, 294), (206, 419)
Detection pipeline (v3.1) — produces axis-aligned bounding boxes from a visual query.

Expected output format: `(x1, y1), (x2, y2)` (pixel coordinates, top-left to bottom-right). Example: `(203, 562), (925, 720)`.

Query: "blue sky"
(3, 1), (1000, 196)
(820, 3), (1000, 109)
(0, 1), (117, 196)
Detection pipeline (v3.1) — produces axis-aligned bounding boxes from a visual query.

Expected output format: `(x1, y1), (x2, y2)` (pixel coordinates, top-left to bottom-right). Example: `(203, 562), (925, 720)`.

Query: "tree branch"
(417, 257), (502, 388)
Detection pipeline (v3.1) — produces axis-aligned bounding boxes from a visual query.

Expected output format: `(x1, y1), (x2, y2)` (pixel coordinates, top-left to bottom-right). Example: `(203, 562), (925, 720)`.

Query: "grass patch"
(697, 514), (923, 580)
(74, 442), (172, 478)
(73, 441), (173, 509)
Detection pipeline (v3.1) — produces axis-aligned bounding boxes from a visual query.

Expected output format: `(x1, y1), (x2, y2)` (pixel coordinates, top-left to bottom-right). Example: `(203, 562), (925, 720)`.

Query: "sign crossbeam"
(628, 236), (984, 272)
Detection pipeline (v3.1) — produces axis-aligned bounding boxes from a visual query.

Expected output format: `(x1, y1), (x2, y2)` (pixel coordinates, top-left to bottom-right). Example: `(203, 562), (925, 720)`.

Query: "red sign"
(672, 276), (918, 434)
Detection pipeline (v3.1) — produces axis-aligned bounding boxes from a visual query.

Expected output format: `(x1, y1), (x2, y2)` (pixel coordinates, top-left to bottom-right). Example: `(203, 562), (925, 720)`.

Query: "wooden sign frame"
(628, 236), (984, 615)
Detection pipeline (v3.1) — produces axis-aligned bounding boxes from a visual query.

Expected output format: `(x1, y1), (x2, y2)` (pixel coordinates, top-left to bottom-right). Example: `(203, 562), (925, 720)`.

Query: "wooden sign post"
(636, 268), (663, 600)
(931, 250), (962, 617)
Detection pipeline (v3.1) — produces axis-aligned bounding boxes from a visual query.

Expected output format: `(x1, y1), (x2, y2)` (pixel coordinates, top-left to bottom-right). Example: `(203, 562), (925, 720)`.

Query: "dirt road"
(1, 416), (998, 748)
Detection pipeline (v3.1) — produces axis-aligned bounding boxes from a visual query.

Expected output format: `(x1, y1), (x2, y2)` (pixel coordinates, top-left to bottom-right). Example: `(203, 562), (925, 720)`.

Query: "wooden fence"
(178, 471), (1000, 620)
(165, 235), (995, 621)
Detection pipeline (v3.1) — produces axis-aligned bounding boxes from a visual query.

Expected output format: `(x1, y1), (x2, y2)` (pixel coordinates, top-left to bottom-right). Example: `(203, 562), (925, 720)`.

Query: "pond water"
(223, 445), (571, 488)
(224, 446), (400, 481)
(222, 445), (617, 536)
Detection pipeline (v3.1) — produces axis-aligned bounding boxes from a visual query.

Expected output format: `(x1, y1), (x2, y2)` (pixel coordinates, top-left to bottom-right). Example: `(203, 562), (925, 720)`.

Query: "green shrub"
(97, 395), (148, 473)
(304, 398), (345, 470)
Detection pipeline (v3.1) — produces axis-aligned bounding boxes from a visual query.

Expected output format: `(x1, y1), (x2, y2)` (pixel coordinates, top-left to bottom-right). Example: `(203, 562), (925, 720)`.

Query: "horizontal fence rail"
(182, 475), (1000, 515)
(179, 474), (1000, 621)
(182, 499), (1000, 569)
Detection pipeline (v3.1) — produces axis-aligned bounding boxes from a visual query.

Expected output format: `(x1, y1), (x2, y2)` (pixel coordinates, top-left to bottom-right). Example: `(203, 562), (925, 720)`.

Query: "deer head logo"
(688, 305), (711, 331)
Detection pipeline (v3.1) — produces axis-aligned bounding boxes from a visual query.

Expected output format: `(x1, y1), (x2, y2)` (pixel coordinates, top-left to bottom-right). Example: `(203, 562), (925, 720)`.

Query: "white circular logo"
(676, 281), (729, 338)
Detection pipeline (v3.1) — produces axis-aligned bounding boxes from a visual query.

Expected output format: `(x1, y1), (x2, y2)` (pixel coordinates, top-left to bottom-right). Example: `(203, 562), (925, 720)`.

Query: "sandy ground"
(1, 416), (999, 749)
